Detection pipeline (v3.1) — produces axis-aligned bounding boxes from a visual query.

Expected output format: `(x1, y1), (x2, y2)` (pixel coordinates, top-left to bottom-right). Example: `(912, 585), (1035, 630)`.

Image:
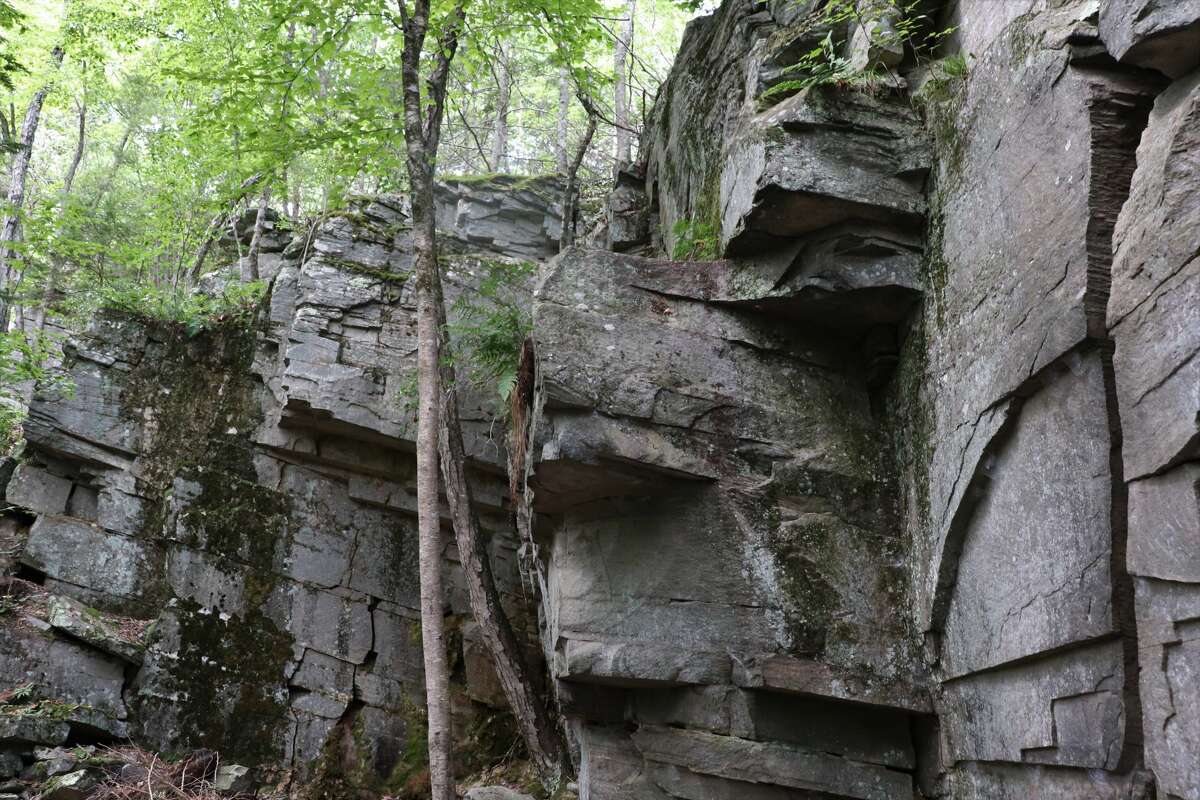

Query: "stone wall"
(1, 2), (1198, 799)
(556, 0), (1198, 797)
(0, 186), (548, 796)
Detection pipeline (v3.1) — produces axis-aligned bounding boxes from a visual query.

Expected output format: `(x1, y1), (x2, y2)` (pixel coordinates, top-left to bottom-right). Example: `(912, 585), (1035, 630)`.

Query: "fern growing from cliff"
(447, 259), (536, 406)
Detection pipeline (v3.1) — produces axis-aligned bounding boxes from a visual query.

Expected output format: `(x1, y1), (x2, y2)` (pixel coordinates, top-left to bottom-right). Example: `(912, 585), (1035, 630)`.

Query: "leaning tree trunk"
(560, 94), (598, 250)
(244, 187), (271, 282)
(432, 275), (571, 789)
(0, 46), (65, 331)
(398, 2), (459, 796)
(400, 2), (573, 794)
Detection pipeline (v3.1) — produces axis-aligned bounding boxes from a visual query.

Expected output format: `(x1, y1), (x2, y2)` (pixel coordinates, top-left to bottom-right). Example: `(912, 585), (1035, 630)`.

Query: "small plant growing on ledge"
(86, 279), (267, 335)
(762, 0), (956, 101)
(448, 259), (537, 406)
(671, 218), (720, 260)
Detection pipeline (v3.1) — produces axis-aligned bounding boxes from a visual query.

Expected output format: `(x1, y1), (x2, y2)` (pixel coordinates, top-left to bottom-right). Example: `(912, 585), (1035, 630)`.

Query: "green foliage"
(762, 0), (955, 99)
(671, 217), (720, 260)
(448, 258), (536, 405)
(0, 329), (73, 456)
(86, 280), (268, 335)
(940, 52), (968, 79)
(0, 0), (24, 92)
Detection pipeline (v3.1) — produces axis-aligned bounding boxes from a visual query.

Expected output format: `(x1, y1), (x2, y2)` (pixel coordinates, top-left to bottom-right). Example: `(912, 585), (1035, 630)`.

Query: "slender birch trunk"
(490, 41), (511, 173)
(0, 46), (65, 330)
(244, 187), (270, 282)
(556, 66), (570, 174)
(613, 0), (636, 166)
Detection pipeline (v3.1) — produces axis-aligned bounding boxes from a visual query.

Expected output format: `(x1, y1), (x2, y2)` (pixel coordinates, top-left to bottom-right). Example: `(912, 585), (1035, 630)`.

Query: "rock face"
(2, 2), (1199, 799)
(0, 184), (546, 793)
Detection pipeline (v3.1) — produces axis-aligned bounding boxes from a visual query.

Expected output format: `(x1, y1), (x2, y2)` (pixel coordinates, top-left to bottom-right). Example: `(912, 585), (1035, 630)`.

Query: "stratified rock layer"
(2, 2), (1199, 799)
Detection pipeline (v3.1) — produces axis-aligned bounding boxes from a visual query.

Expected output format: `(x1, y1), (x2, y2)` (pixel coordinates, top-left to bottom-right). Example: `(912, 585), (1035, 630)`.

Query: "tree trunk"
(613, 0), (636, 166)
(188, 172), (262, 283)
(398, 2), (461, 796)
(411, 173), (455, 800)
(490, 41), (511, 173)
(556, 66), (570, 174)
(244, 187), (270, 282)
(560, 97), (598, 250)
(0, 45), (65, 331)
(432, 280), (570, 789)
(32, 98), (86, 334)
(89, 122), (132, 211)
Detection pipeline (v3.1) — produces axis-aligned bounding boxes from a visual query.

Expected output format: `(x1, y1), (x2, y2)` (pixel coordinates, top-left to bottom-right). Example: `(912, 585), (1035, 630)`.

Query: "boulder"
(1100, 0), (1200, 77)
(463, 787), (536, 800)
(40, 769), (97, 800)
(213, 763), (254, 793)
(45, 594), (146, 664)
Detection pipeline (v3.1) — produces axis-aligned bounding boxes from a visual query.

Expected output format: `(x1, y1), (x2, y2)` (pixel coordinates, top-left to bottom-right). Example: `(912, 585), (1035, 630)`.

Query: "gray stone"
(940, 639), (1127, 770)
(41, 769), (97, 800)
(0, 752), (21, 779)
(1133, 577), (1200, 799)
(0, 623), (127, 730)
(1127, 464), (1200, 582)
(631, 726), (912, 800)
(1109, 67), (1200, 480)
(719, 88), (928, 255)
(606, 168), (650, 252)
(576, 724), (668, 800)
(555, 639), (731, 688)
(20, 516), (163, 612)
(435, 175), (564, 259)
(4, 464), (72, 515)
(917, 28), (1156, 637)
(732, 655), (930, 714)
(940, 354), (1116, 677)
(213, 763), (253, 792)
(45, 594), (146, 663)
(1100, 0), (1200, 77)
(463, 787), (535, 800)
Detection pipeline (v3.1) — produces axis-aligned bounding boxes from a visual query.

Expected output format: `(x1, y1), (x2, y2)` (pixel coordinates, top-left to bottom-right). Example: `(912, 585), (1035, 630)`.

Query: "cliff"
(1, 2), (1199, 799)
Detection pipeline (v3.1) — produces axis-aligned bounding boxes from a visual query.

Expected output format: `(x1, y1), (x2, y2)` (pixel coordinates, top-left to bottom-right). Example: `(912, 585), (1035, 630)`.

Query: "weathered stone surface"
(732, 655), (930, 714)
(4, 464), (72, 515)
(606, 167), (651, 252)
(940, 353), (1116, 677)
(20, 517), (163, 613)
(940, 640), (1126, 770)
(555, 640), (731, 688)
(1100, 0), (1200, 78)
(0, 622), (127, 731)
(719, 89), (928, 254)
(631, 726), (911, 800)
(1133, 577), (1200, 800)
(213, 763), (253, 792)
(946, 761), (1153, 800)
(41, 768), (97, 800)
(576, 724), (668, 800)
(1108, 67), (1200, 480)
(45, 594), (146, 663)
(917, 17), (1155, 635)
(463, 787), (535, 800)
(0, 717), (69, 746)
(1127, 464), (1200, 582)
(435, 174), (564, 259)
